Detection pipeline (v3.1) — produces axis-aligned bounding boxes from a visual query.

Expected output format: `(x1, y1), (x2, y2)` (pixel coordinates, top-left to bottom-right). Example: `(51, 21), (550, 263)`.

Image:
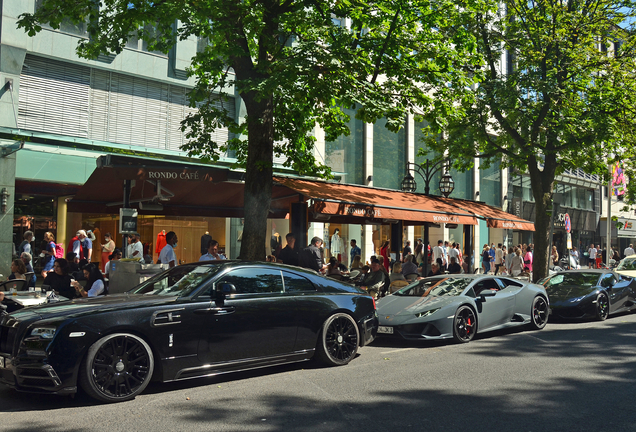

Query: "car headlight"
(30, 327), (57, 339)
(415, 308), (440, 318)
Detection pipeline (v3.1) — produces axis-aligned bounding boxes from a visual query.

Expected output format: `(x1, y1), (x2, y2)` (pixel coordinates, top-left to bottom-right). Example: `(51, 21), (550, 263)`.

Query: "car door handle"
(194, 306), (236, 315)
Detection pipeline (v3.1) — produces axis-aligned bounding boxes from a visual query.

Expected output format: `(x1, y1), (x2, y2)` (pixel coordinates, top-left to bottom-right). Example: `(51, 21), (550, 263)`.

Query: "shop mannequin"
(331, 228), (344, 262)
(201, 231), (212, 255)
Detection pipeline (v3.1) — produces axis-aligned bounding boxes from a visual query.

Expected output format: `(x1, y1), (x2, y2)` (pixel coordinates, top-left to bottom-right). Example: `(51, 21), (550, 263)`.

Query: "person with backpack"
(41, 231), (57, 278)
(68, 230), (85, 261)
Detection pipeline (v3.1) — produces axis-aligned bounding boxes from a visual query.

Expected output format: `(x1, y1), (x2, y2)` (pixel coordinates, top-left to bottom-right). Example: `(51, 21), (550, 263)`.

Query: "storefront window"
(373, 119), (406, 190)
(325, 107), (365, 185)
(479, 158), (501, 207)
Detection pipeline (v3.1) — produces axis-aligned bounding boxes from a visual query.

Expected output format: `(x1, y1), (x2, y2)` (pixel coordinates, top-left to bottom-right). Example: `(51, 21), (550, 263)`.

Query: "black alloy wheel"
(315, 313), (360, 366)
(595, 292), (610, 321)
(78, 333), (154, 403)
(453, 305), (476, 343)
(530, 296), (549, 330)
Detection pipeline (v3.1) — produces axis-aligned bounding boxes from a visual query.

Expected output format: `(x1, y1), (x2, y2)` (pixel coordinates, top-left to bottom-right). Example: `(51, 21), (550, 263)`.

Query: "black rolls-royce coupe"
(0, 261), (378, 403)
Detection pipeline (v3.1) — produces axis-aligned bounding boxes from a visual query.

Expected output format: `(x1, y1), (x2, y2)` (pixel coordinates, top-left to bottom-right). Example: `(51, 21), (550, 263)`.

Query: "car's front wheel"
(78, 333), (154, 403)
(315, 313), (359, 366)
(595, 292), (609, 321)
(530, 296), (549, 330)
(453, 305), (476, 343)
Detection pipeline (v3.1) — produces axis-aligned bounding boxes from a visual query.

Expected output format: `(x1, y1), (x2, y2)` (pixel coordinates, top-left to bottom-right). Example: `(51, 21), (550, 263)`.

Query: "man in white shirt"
(126, 233), (144, 263)
(200, 239), (227, 261)
(494, 243), (504, 275)
(624, 244), (635, 258)
(432, 240), (444, 268)
(588, 244), (597, 269)
(159, 231), (178, 267)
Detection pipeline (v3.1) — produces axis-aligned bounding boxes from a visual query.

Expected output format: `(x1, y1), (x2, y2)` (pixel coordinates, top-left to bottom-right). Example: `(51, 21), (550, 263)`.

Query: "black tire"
(453, 305), (476, 343)
(595, 292), (609, 321)
(78, 333), (154, 403)
(315, 313), (359, 366)
(530, 296), (549, 330)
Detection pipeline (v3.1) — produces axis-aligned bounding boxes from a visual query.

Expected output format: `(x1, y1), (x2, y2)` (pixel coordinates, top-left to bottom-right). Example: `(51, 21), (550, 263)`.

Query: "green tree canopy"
(421, 0), (636, 280)
(20, 0), (489, 259)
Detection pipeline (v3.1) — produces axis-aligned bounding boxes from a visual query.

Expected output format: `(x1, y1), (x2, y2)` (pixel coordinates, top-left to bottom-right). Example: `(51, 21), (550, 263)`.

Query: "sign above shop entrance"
(147, 170), (202, 181)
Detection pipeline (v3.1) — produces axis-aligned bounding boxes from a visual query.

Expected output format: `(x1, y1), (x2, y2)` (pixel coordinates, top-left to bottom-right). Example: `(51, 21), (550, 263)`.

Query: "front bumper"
(0, 352), (77, 395)
(377, 316), (453, 340)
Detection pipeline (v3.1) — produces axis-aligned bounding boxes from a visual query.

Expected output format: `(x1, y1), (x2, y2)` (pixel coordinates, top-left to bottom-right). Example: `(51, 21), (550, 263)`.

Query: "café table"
(2, 290), (69, 312)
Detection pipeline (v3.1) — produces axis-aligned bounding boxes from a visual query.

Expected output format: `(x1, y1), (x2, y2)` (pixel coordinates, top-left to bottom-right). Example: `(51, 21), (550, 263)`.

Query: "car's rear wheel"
(530, 296), (549, 330)
(315, 313), (359, 366)
(595, 292), (609, 321)
(453, 305), (476, 343)
(78, 333), (154, 403)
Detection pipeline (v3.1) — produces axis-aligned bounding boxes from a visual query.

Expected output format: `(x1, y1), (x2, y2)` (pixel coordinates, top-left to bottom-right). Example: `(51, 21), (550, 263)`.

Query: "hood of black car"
(546, 284), (597, 302)
(9, 294), (180, 321)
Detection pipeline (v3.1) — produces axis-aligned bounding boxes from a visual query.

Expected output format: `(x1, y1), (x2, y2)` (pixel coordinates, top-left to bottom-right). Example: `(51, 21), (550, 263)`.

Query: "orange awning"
(274, 177), (478, 225)
(439, 197), (535, 231)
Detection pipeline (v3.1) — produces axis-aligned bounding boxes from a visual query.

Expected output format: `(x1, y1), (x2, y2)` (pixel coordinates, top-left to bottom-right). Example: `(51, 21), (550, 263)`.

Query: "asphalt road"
(3, 312), (636, 432)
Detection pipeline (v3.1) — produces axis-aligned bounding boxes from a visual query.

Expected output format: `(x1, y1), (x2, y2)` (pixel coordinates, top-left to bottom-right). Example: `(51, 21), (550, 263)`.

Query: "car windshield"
(544, 273), (599, 288)
(393, 277), (471, 297)
(617, 257), (636, 271)
(129, 264), (222, 296)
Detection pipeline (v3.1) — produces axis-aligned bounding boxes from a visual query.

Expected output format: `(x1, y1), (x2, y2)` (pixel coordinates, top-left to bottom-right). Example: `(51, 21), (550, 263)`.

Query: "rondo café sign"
(147, 170), (202, 181)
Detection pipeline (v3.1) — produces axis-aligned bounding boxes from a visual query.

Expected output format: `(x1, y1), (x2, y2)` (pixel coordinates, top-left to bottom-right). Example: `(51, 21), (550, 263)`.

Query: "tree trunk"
(239, 94), (274, 261)
(531, 191), (552, 282)
(527, 156), (556, 283)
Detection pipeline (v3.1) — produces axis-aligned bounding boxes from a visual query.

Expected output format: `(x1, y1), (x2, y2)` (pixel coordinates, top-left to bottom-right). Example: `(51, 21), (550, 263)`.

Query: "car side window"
(474, 279), (499, 295)
(282, 271), (317, 292)
(217, 268), (284, 294)
(496, 278), (523, 289)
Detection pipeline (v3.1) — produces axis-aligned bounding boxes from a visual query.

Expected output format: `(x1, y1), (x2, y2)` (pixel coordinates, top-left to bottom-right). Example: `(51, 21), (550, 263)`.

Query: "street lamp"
(401, 159), (455, 277)
(401, 160), (454, 197)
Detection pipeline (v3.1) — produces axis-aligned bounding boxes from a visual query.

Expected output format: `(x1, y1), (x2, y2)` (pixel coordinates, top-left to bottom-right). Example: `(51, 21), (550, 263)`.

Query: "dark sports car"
(541, 269), (636, 320)
(376, 275), (548, 343)
(0, 261), (378, 403)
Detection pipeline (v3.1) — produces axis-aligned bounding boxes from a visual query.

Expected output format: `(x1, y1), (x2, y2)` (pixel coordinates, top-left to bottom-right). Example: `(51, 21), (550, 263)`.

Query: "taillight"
(372, 297), (377, 309)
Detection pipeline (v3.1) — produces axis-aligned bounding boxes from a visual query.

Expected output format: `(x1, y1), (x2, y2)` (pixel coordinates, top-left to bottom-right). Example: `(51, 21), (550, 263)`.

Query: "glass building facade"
(324, 107), (365, 185)
(373, 119), (406, 189)
(479, 158), (502, 207)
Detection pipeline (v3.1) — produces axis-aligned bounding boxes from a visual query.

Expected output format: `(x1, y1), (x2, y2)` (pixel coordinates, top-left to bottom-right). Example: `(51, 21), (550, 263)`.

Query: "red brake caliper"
(466, 317), (472, 334)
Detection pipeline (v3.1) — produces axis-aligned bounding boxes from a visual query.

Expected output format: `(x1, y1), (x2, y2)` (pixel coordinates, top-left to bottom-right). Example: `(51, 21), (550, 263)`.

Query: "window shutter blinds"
(19, 55), (234, 155)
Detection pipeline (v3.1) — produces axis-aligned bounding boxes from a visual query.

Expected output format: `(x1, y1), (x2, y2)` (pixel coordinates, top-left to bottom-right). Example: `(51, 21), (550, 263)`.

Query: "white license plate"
(378, 326), (394, 334)
(0, 356), (4, 368)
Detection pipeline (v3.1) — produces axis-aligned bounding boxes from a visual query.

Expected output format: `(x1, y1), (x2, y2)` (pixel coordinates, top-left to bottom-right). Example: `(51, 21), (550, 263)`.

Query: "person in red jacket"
(68, 231), (84, 260)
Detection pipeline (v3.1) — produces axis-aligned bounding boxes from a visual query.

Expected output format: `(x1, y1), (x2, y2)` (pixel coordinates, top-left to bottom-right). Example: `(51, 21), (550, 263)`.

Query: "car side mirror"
(479, 289), (497, 298)
(215, 283), (236, 302)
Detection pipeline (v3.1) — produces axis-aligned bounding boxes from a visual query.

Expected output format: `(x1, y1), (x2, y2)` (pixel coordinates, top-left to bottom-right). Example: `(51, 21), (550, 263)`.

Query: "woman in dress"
(40, 232), (56, 279)
(380, 240), (390, 272)
(101, 233), (115, 272)
(524, 246), (534, 273)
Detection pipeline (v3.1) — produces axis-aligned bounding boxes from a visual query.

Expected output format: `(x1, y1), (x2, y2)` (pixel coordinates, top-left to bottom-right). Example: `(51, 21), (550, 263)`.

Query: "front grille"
(397, 323), (441, 338)
(17, 365), (61, 389)
(552, 306), (586, 319)
(0, 320), (18, 355)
